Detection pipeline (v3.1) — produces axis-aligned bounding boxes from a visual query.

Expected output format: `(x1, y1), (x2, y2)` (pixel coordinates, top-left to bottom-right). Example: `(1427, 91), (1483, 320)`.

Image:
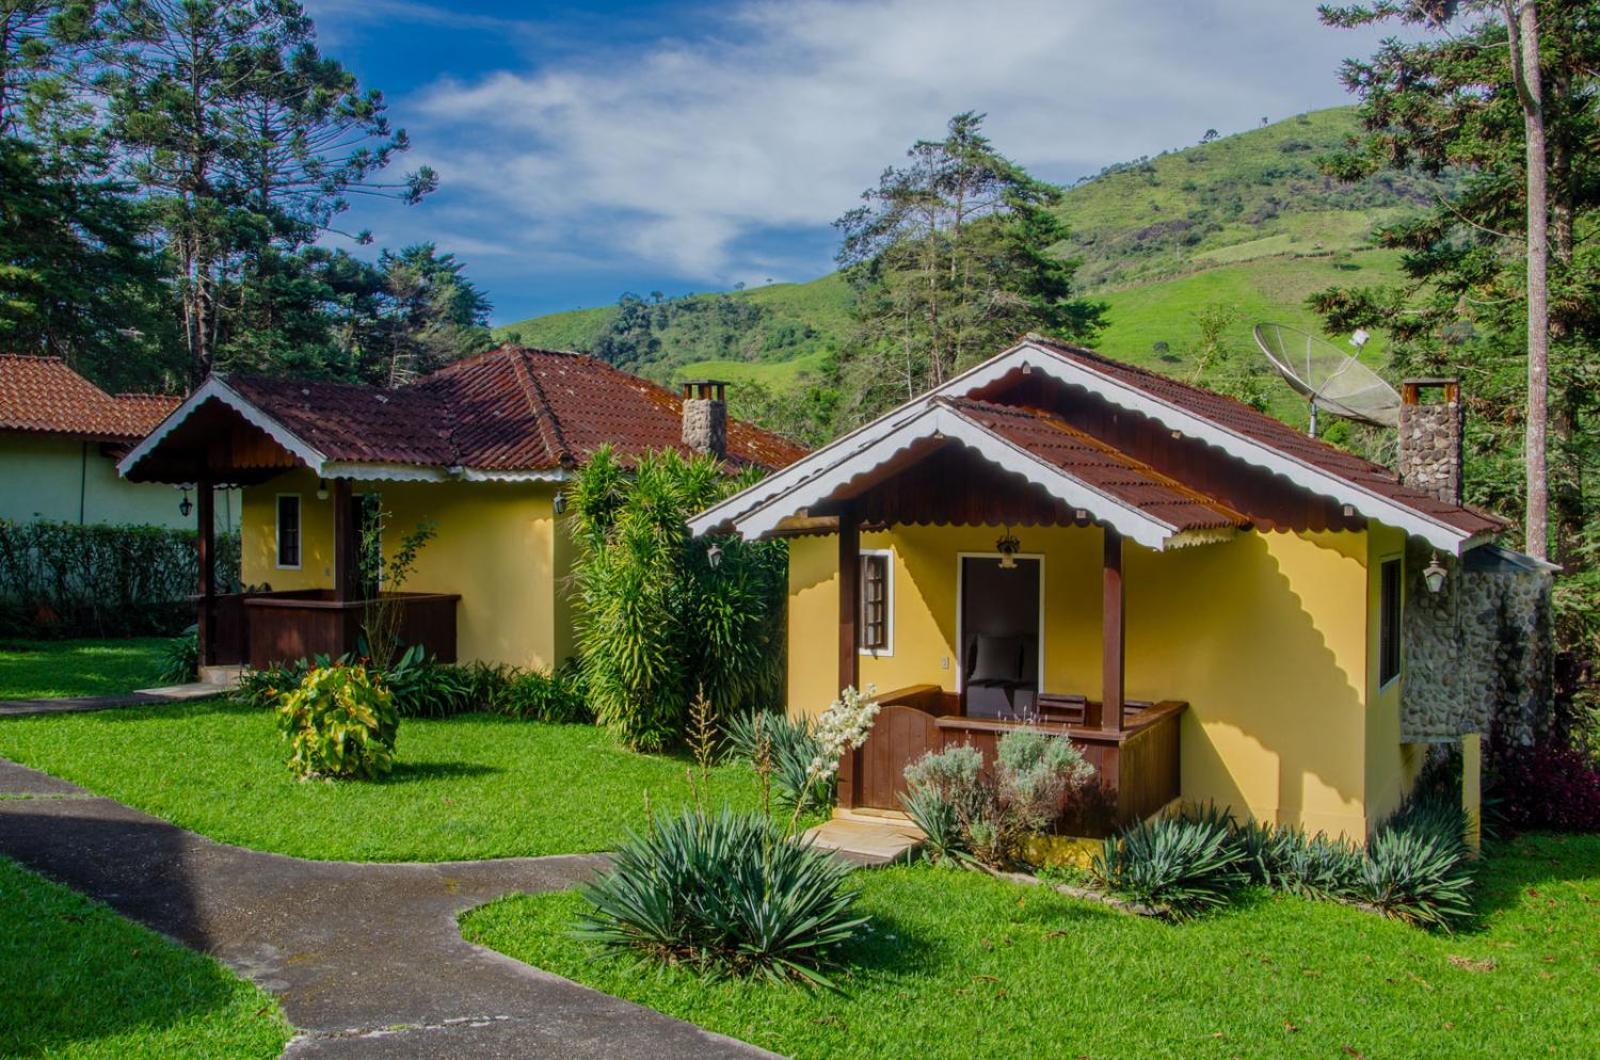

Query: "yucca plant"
(722, 709), (830, 807)
(1359, 797), (1474, 930)
(1094, 812), (1249, 920)
(899, 785), (969, 866)
(156, 625), (200, 684)
(576, 807), (867, 988)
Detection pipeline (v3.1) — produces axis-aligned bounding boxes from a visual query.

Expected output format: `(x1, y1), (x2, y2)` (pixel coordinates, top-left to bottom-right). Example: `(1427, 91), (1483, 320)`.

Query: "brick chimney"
(680, 380), (728, 460)
(1397, 378), (1463, 505)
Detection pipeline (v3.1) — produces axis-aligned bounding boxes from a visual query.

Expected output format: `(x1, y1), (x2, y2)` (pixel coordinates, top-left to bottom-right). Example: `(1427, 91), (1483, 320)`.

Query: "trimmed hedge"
(0, 520), (240, 637)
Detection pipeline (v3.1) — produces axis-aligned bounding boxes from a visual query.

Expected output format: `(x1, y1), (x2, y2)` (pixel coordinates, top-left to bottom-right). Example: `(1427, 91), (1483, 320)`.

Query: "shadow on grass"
(381, 760), (503, 783)
(1467, 832), (1600, 923)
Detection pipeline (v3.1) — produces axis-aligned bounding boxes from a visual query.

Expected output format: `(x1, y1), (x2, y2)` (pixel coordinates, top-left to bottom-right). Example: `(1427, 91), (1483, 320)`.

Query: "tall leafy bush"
(0, 520), (240, 636)
(569, 447), (786, 751)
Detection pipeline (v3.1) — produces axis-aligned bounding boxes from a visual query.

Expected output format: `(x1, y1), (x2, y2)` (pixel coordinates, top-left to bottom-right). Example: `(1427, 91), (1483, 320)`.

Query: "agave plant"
(1094, 812), (1249, 920)
(576, 807), (867, 987)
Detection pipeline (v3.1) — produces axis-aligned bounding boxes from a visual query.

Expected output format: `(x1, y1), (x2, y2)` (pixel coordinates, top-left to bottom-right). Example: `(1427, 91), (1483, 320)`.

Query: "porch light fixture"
(1423, 552), (1448, 594)
(995, 526), (1021, 569)
(553, 492), (567, 515)
(178, 488), (193, 518)
(706, 542), (724, 570)
(316, 479), (329, 501)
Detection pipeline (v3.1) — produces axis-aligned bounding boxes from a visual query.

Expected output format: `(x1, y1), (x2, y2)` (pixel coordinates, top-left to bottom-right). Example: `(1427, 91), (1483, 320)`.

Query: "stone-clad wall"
(1402, 540), (1554, 744)
(1397, 397), (1462, 505)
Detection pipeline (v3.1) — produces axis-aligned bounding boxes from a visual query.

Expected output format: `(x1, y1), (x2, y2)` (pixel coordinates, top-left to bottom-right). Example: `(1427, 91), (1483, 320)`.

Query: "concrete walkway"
(0, 758), (766, 1058)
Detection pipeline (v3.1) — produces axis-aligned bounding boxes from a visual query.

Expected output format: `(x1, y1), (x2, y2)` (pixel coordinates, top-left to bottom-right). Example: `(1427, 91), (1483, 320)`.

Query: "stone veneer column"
(1397, 378), (1462, 504)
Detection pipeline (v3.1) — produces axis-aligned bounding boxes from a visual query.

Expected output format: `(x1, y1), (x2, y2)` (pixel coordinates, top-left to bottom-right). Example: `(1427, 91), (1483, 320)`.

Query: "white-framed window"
(276, 493), (302, 569)
(1379, 556), (1402, 687)
(859, 549), (894, 656)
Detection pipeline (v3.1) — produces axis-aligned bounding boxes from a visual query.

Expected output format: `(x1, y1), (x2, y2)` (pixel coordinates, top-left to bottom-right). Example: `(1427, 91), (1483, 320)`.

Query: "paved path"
(0, 692), (171, 717)
(0, 758), (766, 1058)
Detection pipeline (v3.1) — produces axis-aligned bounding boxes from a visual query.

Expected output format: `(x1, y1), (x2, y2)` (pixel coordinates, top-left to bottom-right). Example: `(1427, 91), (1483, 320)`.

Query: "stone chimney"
(1397, 378), (1463, 505)
(680, 380), (728, 460)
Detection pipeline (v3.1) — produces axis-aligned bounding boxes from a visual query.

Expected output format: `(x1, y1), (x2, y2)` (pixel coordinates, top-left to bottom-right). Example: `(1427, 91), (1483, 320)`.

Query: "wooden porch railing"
(204, 590), (459, 668)
(839, 684), (1185, 836)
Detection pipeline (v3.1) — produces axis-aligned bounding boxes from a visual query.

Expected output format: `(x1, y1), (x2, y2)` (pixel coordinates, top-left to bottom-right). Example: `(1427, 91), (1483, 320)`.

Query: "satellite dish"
(1253, 323), (1400, 437)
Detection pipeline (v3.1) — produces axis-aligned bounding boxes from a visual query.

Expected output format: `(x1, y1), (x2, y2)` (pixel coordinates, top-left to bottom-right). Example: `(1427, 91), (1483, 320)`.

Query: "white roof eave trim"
(717, 405), (1182, 550)
(117, 377), (327, 479)
(945, 341), (1480, 555)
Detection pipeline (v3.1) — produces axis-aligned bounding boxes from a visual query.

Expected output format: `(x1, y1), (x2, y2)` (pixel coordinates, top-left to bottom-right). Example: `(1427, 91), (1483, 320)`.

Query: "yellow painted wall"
(788, 522), (1389, 839)
(1363, 521), (1424, 827)
(240, 470), (576, 671)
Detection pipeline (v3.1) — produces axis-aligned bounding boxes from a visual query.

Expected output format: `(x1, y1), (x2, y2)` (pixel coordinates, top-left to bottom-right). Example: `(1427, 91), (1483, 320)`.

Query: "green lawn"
(0, 698), (762, 861)
(0, 638), (171, 700)
(0, 855), (290, 1058)
(462, 834), (1599, 1059)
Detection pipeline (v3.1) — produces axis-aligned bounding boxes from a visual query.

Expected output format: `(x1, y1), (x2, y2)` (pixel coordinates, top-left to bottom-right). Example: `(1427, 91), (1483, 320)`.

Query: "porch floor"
(804, 814), (924, 868)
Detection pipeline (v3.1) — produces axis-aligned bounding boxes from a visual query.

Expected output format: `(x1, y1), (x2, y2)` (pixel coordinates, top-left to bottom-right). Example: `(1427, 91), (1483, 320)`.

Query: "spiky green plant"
(575, 807), (867, 988)
(721, 709), (829, 807)
(1094, 813), (1250, 919)
(570, 447), (786, 750)
(899, 785), (969, 866)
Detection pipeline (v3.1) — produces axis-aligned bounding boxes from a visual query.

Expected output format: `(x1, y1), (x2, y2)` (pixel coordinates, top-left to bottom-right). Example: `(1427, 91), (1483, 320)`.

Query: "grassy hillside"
(495, 107), (1424, 417)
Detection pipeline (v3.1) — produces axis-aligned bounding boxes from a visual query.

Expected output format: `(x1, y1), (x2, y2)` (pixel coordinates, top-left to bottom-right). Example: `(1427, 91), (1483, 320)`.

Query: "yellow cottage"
(117, 345), (803, 673)
(691, 336), (1511, 841)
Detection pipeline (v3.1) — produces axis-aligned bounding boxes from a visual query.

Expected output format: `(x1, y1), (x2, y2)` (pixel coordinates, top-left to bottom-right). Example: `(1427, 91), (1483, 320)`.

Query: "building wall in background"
(0, 432), (238, 531)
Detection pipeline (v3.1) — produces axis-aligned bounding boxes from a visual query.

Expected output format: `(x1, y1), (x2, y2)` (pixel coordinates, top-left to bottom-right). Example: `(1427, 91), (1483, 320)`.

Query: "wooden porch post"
(332, 478), (355, 603)
(1102, 525), (1125, 733)
(837, 505), (861, 808)
(196, 475), (215, 667)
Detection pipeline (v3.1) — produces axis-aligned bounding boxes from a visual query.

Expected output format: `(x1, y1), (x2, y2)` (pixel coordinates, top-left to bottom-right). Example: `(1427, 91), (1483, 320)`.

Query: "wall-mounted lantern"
(553, 491), (567, 515)
(316, 479), (330, 501)
(995, 526), (1021, 569)
(1423, 552), (1448, 594)
(178, 488), (193, 518)
(706, 542), (724, 570)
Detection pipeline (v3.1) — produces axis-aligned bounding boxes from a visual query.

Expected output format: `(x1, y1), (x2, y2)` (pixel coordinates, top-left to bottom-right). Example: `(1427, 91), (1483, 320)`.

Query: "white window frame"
(275, 493), (302, 570)
(858, 548), (895, 658)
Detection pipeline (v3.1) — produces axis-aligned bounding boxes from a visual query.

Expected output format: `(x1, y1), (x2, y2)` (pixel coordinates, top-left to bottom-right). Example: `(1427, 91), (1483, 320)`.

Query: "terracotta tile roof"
(0, 354), (180, 441)
(1025, 336), (1504, 538)
(220, 345), (806, 474)
(941, 397), (1247, 533)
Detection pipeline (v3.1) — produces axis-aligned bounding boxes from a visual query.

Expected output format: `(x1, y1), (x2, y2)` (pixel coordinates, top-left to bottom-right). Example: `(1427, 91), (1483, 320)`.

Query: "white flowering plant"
(783, 684), (880, 832)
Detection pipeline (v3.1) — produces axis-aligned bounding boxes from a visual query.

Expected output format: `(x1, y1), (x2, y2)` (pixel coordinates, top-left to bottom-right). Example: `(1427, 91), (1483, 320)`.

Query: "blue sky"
(305, 0), (1398, 326)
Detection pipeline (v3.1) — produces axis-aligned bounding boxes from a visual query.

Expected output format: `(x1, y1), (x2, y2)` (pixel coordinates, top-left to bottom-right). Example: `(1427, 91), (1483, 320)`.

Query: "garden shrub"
(575, 807), (866, 988)
(276, 664), (399, 779)
(0, 520), (240, 637)
(1093, 811), (1249, 919)
(569, 447), (787, 751)
(1487, 736), (1600, 834)
(237, 647), (590, 725)
(1357, 825), (1473, 931)
(722, 709), (829, 807)
(901, 731), (1093, 869)
(156, 625), (200, 685)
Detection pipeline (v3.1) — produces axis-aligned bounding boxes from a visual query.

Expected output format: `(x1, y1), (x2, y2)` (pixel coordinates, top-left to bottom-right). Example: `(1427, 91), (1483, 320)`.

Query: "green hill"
(495, 107), (1428, 425)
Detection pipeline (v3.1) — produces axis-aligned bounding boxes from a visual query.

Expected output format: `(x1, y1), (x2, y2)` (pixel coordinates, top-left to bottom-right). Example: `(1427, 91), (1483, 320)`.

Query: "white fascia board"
(957, 341), (1477, 555)
(117, 377), (326, 479)
(321, 462), (448, 482)
(457, 467), (570, 483)
(728, 405), (1179, 550)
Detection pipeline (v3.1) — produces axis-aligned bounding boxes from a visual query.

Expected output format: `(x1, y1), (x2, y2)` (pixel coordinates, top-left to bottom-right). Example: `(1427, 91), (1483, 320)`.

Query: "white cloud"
(399, 0), (1389, 284)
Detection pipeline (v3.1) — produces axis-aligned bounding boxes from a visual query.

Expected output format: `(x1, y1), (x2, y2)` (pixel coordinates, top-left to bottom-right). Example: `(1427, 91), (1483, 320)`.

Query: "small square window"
(276, 495), (302, 569)
(1379, 557), (1401, 686)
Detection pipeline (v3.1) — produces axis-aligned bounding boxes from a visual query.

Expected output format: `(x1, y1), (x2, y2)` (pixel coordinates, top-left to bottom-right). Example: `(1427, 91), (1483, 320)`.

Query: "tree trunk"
(1506, 0), (1549, 560)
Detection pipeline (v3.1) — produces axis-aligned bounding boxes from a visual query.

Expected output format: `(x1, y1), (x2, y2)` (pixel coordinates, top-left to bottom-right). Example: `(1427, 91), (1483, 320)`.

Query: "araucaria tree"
(833, 112), (1104, 424)
(99, 0), (437, 381)
(1316, 0), (1599, 708)
(568, 447), (787, 751)
(1316, 0), (1596, 563)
